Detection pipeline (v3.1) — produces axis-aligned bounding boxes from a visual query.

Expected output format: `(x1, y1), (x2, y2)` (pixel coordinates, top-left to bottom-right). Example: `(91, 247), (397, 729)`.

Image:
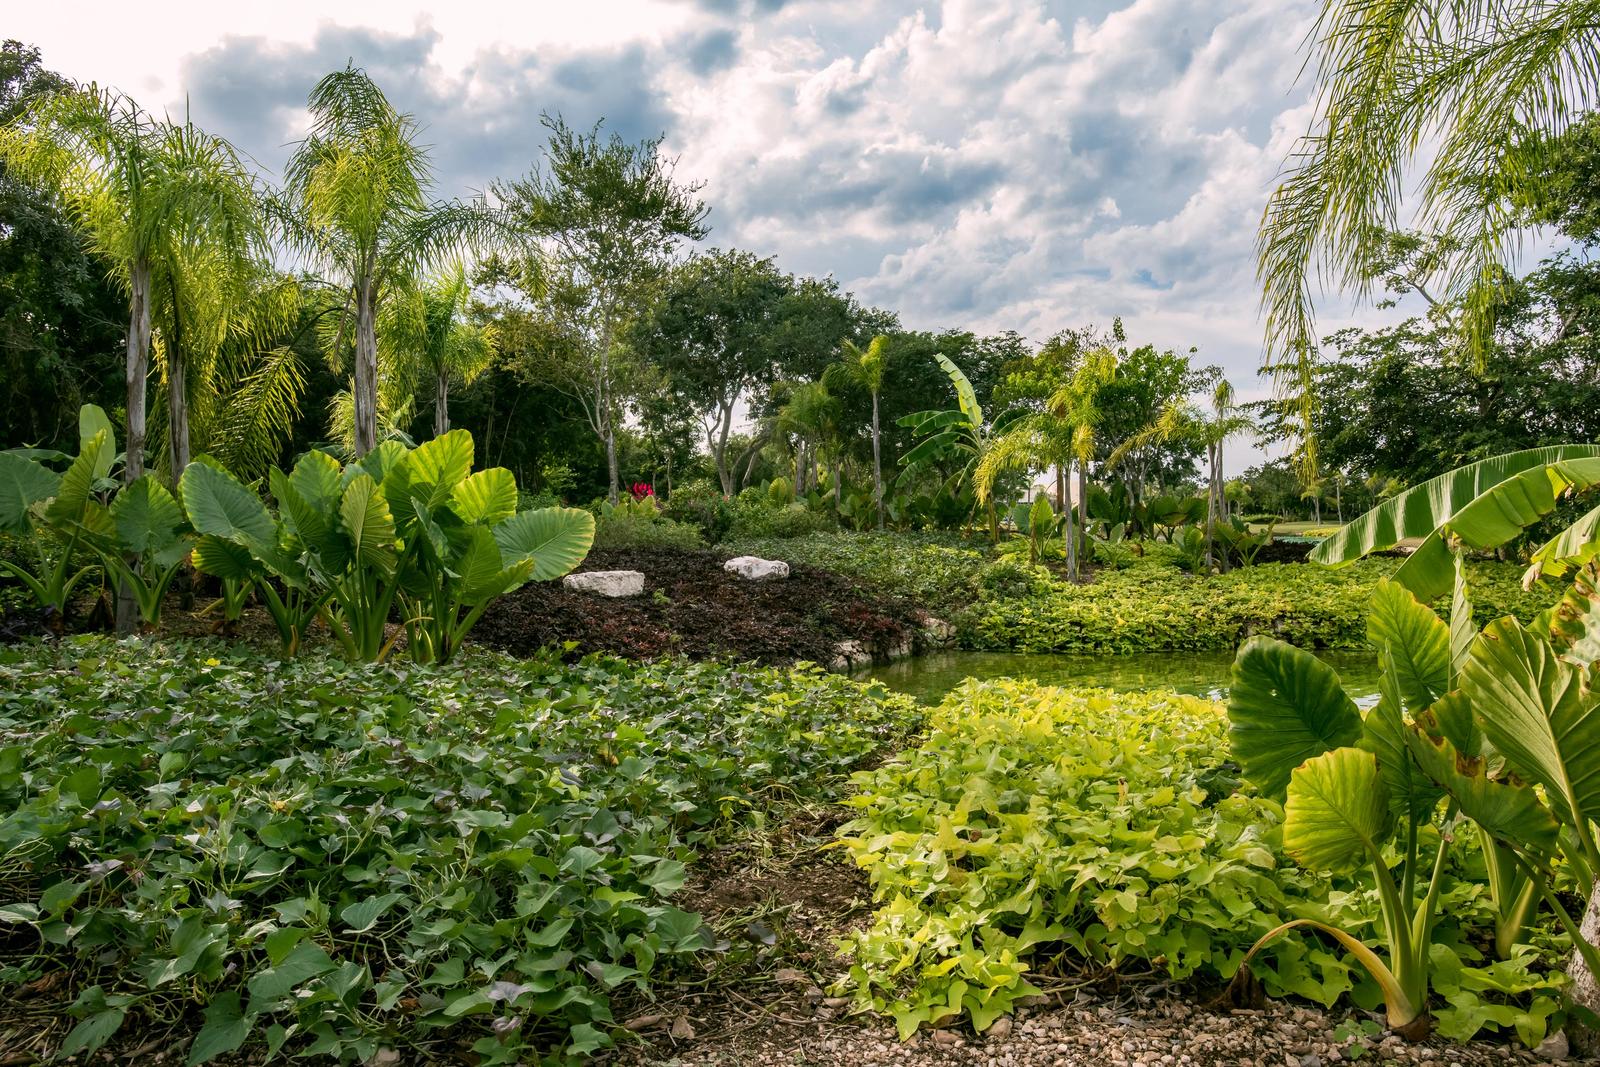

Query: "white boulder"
(723, 556), (790, 581)
(563, 570), (645, 598)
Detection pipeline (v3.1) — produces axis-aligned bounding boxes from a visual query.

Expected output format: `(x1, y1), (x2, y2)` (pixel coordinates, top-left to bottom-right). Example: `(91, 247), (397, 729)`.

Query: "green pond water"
(857, 649), (1380, 705)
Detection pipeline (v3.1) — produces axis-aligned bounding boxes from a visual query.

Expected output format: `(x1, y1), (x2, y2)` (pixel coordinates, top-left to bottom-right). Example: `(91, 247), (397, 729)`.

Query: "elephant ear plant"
(0, 404), (193, 630)
(1226, 444), (1600, 1041)
(183, 428), (593, 662)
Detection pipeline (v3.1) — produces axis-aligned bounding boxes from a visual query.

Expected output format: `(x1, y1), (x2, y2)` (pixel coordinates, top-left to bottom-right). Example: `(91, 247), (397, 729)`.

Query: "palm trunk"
(117, 258), (153, 635)
(833, 452), (843, 517)
(167, 333), (190, 486)
(1064, 458), (1077, 580)
(353, 280), (379, 457)
(1078, 463), (1089, 538)
(434, 369), (450, 437)
(871, 390), (884, 530)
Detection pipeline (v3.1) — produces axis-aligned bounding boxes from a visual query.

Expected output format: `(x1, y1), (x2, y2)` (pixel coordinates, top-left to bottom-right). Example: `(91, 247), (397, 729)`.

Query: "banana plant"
(0, 406), (118, 626)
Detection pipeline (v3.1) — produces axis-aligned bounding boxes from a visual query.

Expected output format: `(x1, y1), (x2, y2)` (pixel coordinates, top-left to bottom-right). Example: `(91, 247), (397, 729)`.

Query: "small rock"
(930, 1029), (962, 1048)
(563, 570), (645, 597)
(988, 1016), (1013, 1040)
(1534, 1033), (1569, 1060)
(723, 556), (789, 580)
(670, 1015), (695, 1040)
(773, 967), (807, 984)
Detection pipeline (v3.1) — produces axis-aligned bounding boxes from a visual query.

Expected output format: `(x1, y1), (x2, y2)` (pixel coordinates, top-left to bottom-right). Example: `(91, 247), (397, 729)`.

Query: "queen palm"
(1257, 0), (1600, 469)
(974, 347), (1118, 578)
(144, 115), (273, 483)
(0, 88), (258, 483)
(278, 66), (500, 457)
(835, 335), (890, 529)
(379, 263), (496, 438)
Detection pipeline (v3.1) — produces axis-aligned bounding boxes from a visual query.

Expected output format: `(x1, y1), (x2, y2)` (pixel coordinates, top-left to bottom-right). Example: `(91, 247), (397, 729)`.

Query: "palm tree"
(0, 88), (257, 483)
(379, 263), (495, 437)
(144, 115), (270, 483)
(975, 347), (1118, 578)
(836, 335), (890, 529)
(278, 66), (499, 457)
(779, 380), (844, 507)
(1257, 0), (1600, 472)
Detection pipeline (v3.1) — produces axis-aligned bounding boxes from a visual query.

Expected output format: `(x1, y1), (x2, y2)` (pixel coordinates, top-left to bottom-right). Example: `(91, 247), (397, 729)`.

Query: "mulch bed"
(473, 547), (928, 666)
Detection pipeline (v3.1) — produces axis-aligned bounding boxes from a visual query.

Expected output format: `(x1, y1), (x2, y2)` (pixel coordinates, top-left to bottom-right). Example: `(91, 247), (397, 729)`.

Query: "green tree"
(634, 249), (788, 495)
(1, 87), (254, 483)
(495, 114), (708, 503)
(0, 41), (124, 452)
(1256, 0), (1600, 465)
(278, 65), (498, 457)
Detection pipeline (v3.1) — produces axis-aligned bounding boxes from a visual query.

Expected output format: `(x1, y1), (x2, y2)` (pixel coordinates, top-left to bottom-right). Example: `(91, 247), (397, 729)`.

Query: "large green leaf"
(493, 507), (594, 581)
(110, 476), (185, 555)
(0, 452), (60, 532)
(181, 462), (276, 547)
(1282, 747), (1393, 871)
(451, 467), (518, 526)
(1550, 564), (1600, 671)
(78, 404), (115, 480)
(392, 430), (473, 511)
(1403, 725), (1560, 858)
(1529, 501), (1600, 582)
(289, 451), (342, 512)
(1367, 580), (1450, 712)
(1312, 446), (1600, 599)
(931, 351), (983, 429)
(1445, 458), (1600, 552)
(191, 535), (259, 582)
(456, 525), (514, 602)
(338, 474), (397, 574)
(351, 441), (407, 487)
(1360, 666), (1442, 825)
(1227, 637), (1363, 798)
(44, 430), (109, 527)
(1462, 616), (1600, 831)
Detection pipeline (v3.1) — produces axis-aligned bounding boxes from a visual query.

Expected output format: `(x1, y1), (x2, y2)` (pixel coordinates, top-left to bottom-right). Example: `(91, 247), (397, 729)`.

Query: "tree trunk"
(1078, 463), (1089, 539)
(1064, 459), (1077, 580)
(871, 390), (884, 530)
(605, 421), (620, 505)
(715, 402), (735, 497)
(1055, 465), (1065, 514)
(353, 280), (379, 457)
(1335, 477), (1343, 524)
(167, 333), (190, 486)
(434, 369), (450, 437)
(1568, 885), (1600, 1054)
(833, 452), (843, 517)
(117, 258), (153, 635)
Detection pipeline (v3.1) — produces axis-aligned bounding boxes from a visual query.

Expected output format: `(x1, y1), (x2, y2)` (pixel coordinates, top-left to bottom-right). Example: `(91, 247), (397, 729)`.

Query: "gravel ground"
(637, 999), (1597, 1067)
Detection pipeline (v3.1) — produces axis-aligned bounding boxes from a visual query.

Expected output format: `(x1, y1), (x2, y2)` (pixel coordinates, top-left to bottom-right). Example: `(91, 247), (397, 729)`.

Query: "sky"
(12, 0), (1427, 472)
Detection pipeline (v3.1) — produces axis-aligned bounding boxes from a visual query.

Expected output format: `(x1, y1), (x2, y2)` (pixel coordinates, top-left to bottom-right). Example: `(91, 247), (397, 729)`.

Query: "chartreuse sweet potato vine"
(835, 680), (1568, 1046)
(0, 638), (920, 1063)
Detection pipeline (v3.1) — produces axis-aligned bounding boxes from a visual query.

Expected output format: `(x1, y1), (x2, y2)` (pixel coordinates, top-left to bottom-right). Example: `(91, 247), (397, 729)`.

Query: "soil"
(474, 548), (930, 666)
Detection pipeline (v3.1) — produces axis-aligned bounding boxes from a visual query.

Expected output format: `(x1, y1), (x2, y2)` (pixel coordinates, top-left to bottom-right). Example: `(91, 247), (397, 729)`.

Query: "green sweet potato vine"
(0, 637), (920, 1063)
(837, 679), (1568, 1044)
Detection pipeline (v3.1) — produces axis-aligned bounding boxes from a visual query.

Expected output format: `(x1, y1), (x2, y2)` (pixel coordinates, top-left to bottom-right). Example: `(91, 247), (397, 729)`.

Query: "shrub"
(591, 512), (705, 551)
(726, 499), (833, 540)
(960, 558), (1551, 654)
(661, 480), (734, 544)
(0, 637), (920, 1063)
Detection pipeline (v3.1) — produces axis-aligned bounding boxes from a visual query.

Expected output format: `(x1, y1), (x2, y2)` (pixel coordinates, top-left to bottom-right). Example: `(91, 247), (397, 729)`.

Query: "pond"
(856, 649), (1381, 705)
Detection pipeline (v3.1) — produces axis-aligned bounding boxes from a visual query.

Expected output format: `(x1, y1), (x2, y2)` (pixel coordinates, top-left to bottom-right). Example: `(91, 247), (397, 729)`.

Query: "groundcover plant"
(0, 638), (919, 1062)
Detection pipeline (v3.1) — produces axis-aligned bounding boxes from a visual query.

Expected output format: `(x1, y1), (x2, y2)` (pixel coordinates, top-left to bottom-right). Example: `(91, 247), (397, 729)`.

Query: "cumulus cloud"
(157, 0), (1359, 433)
